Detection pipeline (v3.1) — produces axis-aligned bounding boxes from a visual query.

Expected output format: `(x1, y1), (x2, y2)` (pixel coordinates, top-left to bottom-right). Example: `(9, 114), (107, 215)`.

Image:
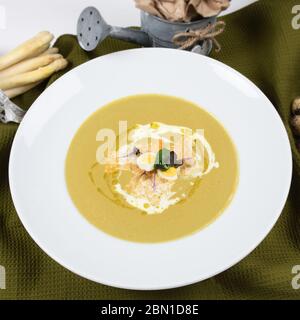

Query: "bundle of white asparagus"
(0, 31), (68, 98)
(135, 0), (231, 22)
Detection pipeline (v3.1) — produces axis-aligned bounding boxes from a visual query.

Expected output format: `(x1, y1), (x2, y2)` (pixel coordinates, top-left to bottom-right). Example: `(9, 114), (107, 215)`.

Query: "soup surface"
(65, 94), (239, 243)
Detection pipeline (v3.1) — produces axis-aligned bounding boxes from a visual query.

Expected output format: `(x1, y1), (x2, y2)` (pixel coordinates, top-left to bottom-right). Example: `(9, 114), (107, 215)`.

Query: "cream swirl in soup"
(101, 122), (219, 214)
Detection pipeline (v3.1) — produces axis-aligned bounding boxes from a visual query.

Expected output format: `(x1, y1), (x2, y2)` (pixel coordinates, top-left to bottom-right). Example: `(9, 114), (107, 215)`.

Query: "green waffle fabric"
(1, 0), (300, 299)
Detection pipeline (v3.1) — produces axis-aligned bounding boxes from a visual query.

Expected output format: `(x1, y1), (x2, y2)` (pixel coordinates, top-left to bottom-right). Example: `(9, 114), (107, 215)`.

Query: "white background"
(0, 0), (257, 53)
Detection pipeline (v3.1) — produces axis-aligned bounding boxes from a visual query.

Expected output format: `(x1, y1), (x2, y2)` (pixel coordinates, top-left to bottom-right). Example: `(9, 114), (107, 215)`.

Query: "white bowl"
(9, 48), (292, 290)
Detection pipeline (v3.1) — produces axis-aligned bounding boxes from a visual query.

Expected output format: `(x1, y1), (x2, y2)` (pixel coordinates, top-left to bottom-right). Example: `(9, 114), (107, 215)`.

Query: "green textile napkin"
(1, 0), (300, 299)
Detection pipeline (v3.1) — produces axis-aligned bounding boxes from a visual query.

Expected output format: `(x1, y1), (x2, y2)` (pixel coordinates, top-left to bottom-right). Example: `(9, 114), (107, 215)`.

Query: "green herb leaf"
(154, 148), (183, 171)
(154, 148), (170, 171)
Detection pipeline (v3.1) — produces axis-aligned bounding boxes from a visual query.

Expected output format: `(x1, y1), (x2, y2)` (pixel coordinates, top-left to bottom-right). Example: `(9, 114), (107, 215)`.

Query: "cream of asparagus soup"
(65, 94), (239, 243)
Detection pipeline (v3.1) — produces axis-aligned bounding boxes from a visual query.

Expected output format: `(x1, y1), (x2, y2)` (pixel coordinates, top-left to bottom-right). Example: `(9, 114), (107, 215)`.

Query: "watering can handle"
(110, 26), (151, 47)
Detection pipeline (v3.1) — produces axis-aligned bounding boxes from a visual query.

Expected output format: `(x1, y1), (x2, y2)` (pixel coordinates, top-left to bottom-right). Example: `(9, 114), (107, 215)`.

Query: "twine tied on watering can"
(172, 20), (226, 52)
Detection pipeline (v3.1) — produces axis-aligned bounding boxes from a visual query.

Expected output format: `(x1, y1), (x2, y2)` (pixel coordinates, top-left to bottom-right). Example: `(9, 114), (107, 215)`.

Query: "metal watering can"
(77, 7), (218, 55)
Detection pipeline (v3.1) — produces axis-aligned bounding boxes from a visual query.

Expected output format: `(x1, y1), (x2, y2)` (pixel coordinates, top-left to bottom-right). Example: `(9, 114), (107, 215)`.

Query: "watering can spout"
(110, 27), (151, 48)
(77, 7), (151, 51)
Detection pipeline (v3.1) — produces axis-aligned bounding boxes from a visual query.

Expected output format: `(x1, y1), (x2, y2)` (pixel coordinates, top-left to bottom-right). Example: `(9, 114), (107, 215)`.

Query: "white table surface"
(0, 0), (257, 54)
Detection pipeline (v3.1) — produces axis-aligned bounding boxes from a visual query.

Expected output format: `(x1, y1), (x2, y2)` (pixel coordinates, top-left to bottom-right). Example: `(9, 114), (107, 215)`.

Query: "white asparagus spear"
(40, 47), (59, 56)
(26, 45), (59, 59)
(25, 43), (50, 59)
(1, 47), (60, 76)
(4, 81), (42, 99)
(0, 54), (62, 79)
(0, 58), (68, 90)
(0, 31), (54, 71)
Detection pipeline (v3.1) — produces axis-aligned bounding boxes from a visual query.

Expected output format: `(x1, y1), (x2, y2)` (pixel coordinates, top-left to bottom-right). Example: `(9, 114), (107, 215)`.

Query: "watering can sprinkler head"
(77, 6), (216, 55)
(77, 7), (151, 52)
(77, 7), (112, 51)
